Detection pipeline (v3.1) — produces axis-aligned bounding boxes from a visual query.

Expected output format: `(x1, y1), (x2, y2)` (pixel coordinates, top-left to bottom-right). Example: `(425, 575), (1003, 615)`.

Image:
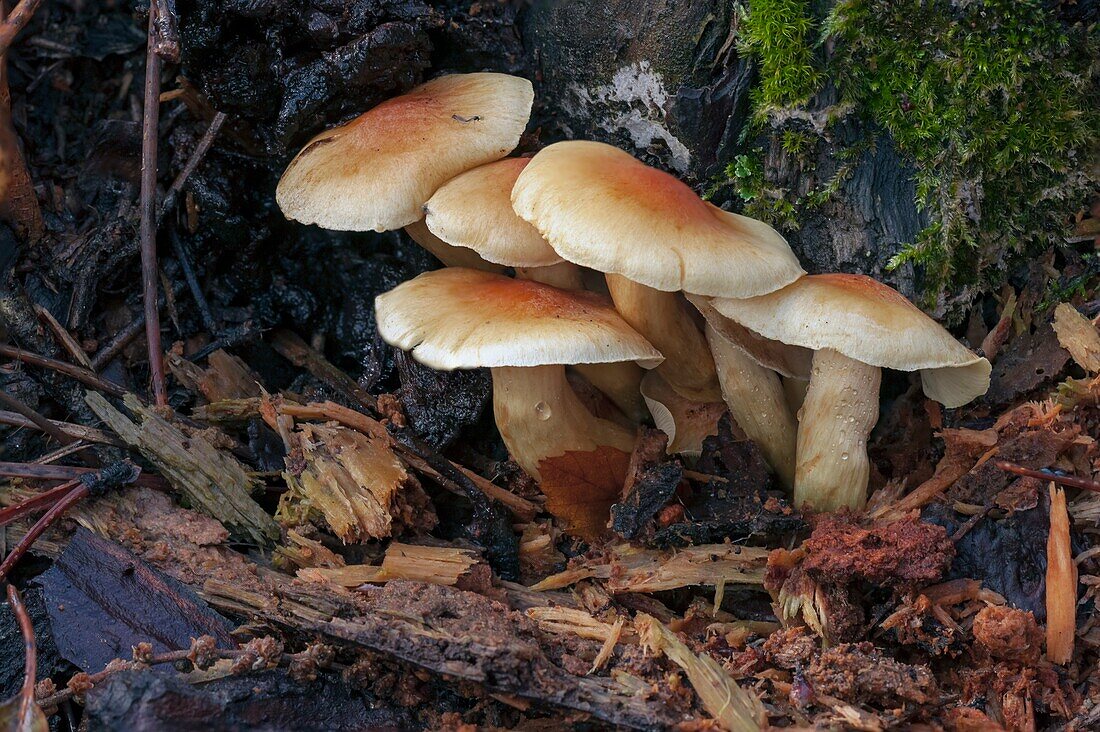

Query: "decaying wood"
(0, 409), (122, 447)
(300, 543), (484, 588)
(636, 613), (766, 731)
(86, 392), (278, 543)
(531, 542), (769, 593)
(203, 395), (540, 520)
(525, 606), (630, 643)
(269, 330), (377, 411)
(280, 422), (425, 543)
(167, 349), (262, 403)
(1052, 302), (1100, 373)
(1046, 484), (1077, 665)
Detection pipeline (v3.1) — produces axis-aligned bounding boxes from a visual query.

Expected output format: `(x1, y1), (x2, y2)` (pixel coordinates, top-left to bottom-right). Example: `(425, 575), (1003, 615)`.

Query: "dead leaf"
(1053, 302), (1100, 372)
(538, 446), (631, 540)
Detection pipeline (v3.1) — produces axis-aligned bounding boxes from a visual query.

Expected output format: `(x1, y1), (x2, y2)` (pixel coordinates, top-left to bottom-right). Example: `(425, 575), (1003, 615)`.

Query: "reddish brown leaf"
(538, 446), (631, 540)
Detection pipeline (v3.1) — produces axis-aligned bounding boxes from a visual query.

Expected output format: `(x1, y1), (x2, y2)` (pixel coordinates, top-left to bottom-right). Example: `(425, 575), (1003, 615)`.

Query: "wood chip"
(636, 613), (766, 731)
(531, 542), (768, 593)
(1046, 483), (1077, 664)
(1053, 302), (1100, 372)
(300, 543), (482, 588)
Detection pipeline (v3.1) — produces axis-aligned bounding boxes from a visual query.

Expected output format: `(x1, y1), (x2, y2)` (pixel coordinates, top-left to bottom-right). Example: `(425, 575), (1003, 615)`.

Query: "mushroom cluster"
(276, 72), (991, 519)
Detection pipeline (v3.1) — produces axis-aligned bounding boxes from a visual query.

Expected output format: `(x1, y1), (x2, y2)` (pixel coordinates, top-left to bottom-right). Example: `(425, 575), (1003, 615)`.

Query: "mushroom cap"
(424, 158), (562, 268)
(687, 294), (812, 380)
(511, 141), (805, 297)
(708, 274), (991, 407)
(375, 268), (663, 371)
(276, 73), (534, 233)
(404, 219), (505, 273)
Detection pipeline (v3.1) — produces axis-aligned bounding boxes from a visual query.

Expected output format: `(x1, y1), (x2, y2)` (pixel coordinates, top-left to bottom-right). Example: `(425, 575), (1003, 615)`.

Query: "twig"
(269, 329), (377, 411)
(33, 304), (93, 369)
(37, 643), (342, 709)
(0, 343), (127, 397)
(0, 484), (84, 580)
(0, 461), (140, 582)
(0, 390), (74, 446)
(0, 410), (123, 446)
(89, 315), (147, 370)
(0, 461), (163, 487)
(0, 0), (47, 72)
(994, 460), (1100, 494)
(168, 229), (217, 333)
(89, 282), (185, 370)
(189, 320), (262, 362)
(0, 477), (79, 526)
(157, 111), (227, 227)
(139, 1), (167, 407)
(156, 111), (229, 336)
(5, 584), (38, 728)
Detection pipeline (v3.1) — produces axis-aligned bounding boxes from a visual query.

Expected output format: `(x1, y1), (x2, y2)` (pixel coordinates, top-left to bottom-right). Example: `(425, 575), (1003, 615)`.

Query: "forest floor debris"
(0, 2), (1096, 730)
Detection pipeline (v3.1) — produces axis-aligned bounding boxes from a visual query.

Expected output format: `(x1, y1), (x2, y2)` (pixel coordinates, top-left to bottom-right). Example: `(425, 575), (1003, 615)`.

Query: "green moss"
(825, 0), (1098, 298)
(736, 0), (823, 111)
(723, 0), (1098, 303)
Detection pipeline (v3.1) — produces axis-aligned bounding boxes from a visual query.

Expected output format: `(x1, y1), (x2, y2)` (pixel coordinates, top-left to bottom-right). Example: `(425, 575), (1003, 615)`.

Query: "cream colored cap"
(687, 294), (812, 380)
(375, 268), (663, 371)
(277, 73), (534, 232)
(424, 158), (562, 268)
(708, 274), (991, 407)
(511, 141), (805, 297)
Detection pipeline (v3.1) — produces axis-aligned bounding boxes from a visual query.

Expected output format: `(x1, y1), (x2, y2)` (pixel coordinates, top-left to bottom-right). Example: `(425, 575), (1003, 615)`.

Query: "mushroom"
(404, 219), (504, 273)
(708, 274), (991, 511)
(424, 157), (648, 421)
(424, 158), (585, 289)
(511, 140), (804, 406)
(689, 295), (812, 489)
(275, 72), (533, 265)
(375, 268), (662, 480)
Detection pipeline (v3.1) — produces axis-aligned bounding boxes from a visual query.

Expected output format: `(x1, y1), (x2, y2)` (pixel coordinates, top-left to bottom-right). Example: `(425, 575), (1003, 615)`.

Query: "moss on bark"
(727, 0), (1098, 308)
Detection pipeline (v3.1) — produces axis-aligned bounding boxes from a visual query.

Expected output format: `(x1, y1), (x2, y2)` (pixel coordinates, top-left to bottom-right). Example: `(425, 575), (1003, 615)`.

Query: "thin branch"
(269, 329), (377, 411)
(0, 461), (140, 582)
(0, 410), (123, 446)
(33, 304), (93, 369)
(0, 0), (46, 58)
(0, 390), (75, 445)
(157, 111), (227, 227)
(0, 461), (164, 487)
(0, 477), (79, 527)
(6, 583), (37, 728)
(139, 1), (167, 407)
(0, 485), (86, 581)
(0, 343), (127, 397)
(994, 460), (1100, 494)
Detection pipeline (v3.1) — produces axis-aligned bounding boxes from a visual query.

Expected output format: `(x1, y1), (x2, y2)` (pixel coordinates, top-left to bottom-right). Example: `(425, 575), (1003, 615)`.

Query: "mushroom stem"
(572, 361), (649, 423)
(605, 274), (721, 402)
(794, 349), (881, 511)
(515, 266), (647, 420)
(706, 324), (797, 490)
(404, 221), (503, 272)
(491, 365), (635, 480)
(515, 262), (586, 291)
